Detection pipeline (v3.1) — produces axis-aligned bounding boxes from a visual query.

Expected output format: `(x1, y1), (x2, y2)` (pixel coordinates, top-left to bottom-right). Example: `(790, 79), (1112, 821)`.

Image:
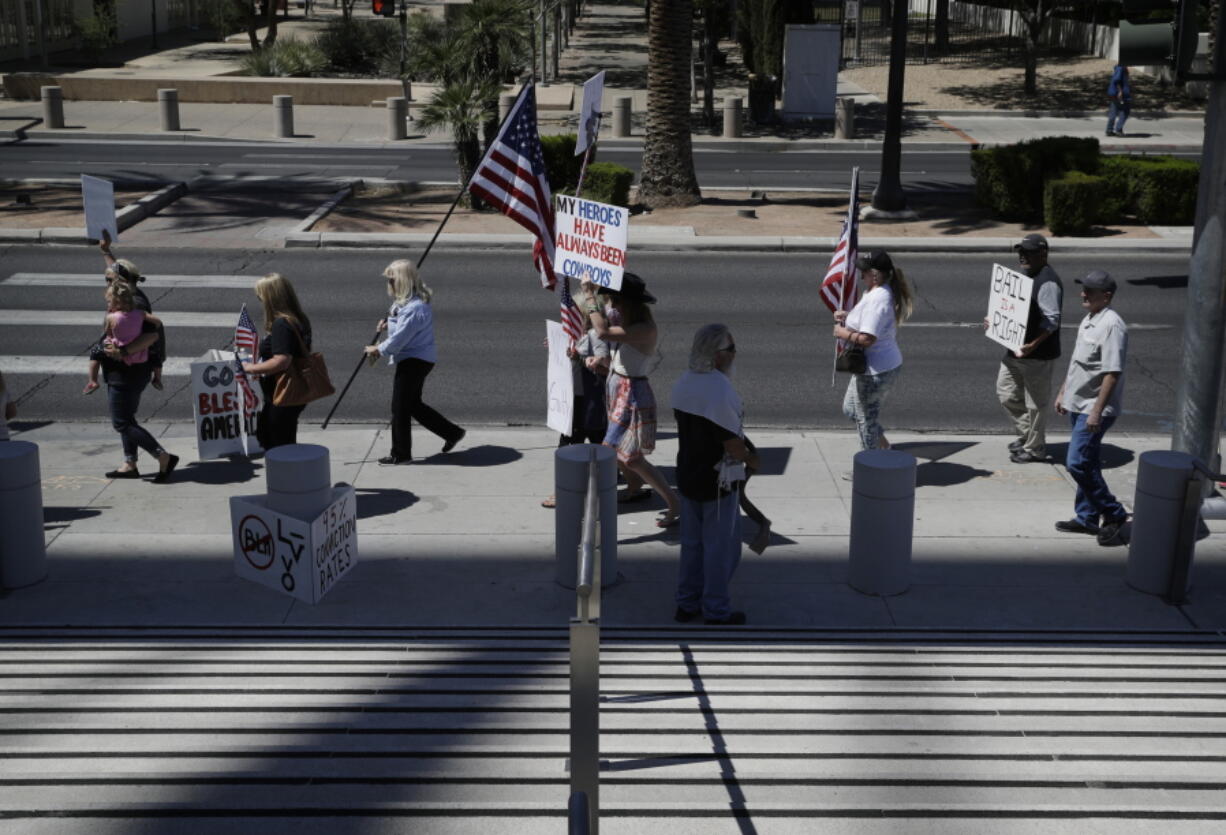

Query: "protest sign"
(81, 174), (117, 243)
(191, 349), (262, 459)
(985, 263), (1034, 353)
(231, 485), (357, 604)
(554, 195), (628, 291)
(546, 320), (575, 435)
(576, 70), (605, 156)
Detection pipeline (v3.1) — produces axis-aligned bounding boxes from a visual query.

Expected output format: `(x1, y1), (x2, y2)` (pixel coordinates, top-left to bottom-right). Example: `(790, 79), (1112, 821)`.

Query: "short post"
(158, 88), (180, 132)
(0, 441), (49, 589)
(554, 444), (617, 589)
(273, 94), (294, 138)
(612, 96), (632, 138)
(499, 93), (517, 123)
(847, 449), (916, 595)
(386, 96), (407, 140)
(265, 444), (332, 519)
(1127, 451), (1200, 599)
(40, 85), (64, 129)
(835, 97), (855, 139)
(722, 97), (742, 138)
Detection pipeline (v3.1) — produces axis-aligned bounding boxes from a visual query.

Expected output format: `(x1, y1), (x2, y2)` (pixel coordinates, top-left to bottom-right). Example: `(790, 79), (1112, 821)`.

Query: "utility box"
(782, 24), (841, 121)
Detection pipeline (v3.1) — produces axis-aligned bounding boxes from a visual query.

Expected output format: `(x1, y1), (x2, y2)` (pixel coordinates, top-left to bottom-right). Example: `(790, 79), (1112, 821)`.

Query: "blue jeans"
(1107, 100), (1130, 134)
(843, 366), (900, 450)
(108, 376), (165, 464)
(1065, 412), (1126, 527)
(676, 490), (742, 620)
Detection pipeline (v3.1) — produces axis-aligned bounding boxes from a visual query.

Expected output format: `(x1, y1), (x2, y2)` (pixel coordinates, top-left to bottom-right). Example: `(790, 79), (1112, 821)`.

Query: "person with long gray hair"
(670, 324), (759, 625)
(364, 260), (465, 465)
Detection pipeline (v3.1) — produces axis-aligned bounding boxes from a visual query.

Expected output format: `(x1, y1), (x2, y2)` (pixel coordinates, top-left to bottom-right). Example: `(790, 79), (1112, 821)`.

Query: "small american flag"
(235, 304), (259, 360)
(469, 85), (557, 289)
(234, 357), (258, 412)
(558, 276), (584, 343)
(820, 167), (861, 313)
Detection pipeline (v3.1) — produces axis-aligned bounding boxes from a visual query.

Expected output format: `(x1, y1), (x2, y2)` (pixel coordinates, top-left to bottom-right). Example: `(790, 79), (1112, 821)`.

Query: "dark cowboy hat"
(605, 272), (656, 304)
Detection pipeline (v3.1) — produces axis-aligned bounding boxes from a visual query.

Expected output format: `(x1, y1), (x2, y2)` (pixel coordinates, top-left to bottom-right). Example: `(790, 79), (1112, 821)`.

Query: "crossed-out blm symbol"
(239, 515), (274, 570)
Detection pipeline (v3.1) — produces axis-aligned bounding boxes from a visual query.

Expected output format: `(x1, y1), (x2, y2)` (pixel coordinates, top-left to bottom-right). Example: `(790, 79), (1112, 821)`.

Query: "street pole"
(398, 0), (412, 120)
(151, 0), (158, 50)
(865, 0), (914, 217)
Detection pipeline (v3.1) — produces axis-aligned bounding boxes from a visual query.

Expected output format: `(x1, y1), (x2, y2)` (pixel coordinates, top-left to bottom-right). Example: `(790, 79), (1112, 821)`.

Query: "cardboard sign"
(554, 195), (628, 291)
(191, 349), (262, 460)
(985, 263), (1034, 353)
(81, 174), (117, 243)
(231, 485), (357, 604)
(576, 70), (605, 155)
(546, 320), (575, 435)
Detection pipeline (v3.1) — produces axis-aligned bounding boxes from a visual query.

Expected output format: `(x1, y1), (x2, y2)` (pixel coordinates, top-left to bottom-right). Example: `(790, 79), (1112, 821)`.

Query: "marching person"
(364, 260), (465, 465)
(99, 230), (165, 391)
(831, 251), (913, 454)
(1054, 270), (1130, 544)
(242, 273), (315, 451)
(997, 233), (1064, 464)
(671, 324), (757, 625)
(581, 273), (681, 528)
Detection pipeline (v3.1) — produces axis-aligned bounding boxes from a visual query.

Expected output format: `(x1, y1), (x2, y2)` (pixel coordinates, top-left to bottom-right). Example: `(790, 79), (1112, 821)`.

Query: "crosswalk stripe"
(0, 357), (196, 376)
(0, 311), (237, 327)
(3, 274), (258, 289)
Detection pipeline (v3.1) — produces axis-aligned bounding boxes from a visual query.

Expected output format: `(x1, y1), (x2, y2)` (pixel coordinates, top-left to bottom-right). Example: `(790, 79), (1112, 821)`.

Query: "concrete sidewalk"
(5, 422), (1224, 632)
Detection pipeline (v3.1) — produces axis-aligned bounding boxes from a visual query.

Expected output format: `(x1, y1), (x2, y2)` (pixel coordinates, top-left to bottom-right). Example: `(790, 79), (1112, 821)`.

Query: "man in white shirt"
(1054, 270), (1129, 544)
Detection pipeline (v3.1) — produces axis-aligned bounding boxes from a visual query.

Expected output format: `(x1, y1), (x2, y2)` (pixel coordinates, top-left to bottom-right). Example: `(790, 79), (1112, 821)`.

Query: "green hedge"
(539, 133), (634, 207)
(575, 162), (634, 208)
(539, 134), (583, 193)
(1098, 155), (1199, 225)
(971, 136), (1100, 222)
(1044, 172), (1107, 236)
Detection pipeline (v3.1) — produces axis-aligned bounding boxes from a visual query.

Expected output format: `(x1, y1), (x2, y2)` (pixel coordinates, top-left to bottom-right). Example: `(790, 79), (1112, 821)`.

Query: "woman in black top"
(242, 273), (312, 450)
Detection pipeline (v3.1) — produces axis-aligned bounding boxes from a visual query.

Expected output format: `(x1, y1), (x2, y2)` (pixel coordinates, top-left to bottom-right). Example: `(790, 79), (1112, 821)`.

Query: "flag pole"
(833, 166), (860, 386)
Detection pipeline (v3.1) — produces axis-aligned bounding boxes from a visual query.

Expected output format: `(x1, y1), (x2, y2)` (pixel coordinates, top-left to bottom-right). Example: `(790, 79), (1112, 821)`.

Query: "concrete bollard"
(499, 93), (517, 124)
(40, 85), (64, 129)
(835, 97), (855, 139)
(273, 95), (294, 138)
(1127, 451), (1198, 596)
(612, 96), (632, 138)
(0, 441), (48, 589)
(265, 444), (332, 520)
(848, 449), (916, 596)
(554, 444), (618, 589)
(158, 88), (180, 131)
(722, 97), (743, 138)
(386, 96), (407, 140)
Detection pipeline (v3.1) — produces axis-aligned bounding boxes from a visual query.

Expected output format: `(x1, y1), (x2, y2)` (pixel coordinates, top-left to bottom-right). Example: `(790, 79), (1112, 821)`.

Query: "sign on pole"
(191, 349), (263, 459)
(81, 174), (117, 243)
(546, 320), (575, 435)
(984, 263), (1034, 353)
(576, 70), (605, 156)
(554, 195), (628, 291)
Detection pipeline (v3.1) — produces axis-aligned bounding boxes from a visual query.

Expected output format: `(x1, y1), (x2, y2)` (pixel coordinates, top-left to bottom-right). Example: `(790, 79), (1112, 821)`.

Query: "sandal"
(656, 510), (681, 529)
(541, 495), (557, 509)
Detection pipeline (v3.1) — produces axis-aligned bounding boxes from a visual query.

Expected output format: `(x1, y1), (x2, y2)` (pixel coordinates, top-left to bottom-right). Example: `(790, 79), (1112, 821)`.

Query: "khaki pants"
(996, 355), (1053, 456)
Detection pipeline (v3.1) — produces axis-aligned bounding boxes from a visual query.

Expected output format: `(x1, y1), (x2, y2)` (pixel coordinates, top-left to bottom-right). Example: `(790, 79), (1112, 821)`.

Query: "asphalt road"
(0, 248), (1188, 435)
(2, 138), (977, 190)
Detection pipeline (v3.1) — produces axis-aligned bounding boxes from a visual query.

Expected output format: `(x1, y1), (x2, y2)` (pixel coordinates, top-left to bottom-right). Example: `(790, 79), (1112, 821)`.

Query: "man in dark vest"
(997, 233), (1063, 463)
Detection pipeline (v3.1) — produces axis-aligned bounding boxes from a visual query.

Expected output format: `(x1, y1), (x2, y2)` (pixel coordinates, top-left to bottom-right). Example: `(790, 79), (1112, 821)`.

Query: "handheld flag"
(558, 276), (584, 343)
(820, 167), (861, 313)
(235, 304), (259, 361)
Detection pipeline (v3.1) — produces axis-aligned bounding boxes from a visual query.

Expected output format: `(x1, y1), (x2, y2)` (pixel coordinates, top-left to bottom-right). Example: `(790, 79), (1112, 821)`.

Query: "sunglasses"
(720, 343), (736, 353)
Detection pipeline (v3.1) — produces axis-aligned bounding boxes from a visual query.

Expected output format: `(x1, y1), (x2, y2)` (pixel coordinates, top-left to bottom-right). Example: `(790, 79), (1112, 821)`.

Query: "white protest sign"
(191, 349), (263, 460)
(576, 70), (605, 155)
(554, 195), (628, 291)
(985, 263), (1034, 353)
(81, 174), (117, 243)
(546, 319), (575, 436)
(230, 485), (357, 604)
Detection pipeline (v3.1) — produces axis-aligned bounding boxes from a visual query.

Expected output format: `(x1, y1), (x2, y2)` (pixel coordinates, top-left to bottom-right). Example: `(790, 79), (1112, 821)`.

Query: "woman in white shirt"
(831, 251), (914, 450)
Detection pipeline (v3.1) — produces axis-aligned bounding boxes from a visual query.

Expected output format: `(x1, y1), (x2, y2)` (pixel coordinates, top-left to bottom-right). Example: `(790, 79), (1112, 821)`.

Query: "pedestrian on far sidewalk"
(996, 234), (1063, 464)
(1106, 64), (1132, 138)
(672, 324), (758, 626)
(1054, 271), (1130, 545)
(364, 260), (465, 465)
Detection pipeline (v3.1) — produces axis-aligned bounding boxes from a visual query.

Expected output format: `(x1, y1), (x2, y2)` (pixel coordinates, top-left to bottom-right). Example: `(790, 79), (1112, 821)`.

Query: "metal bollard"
(499, 93), (517, 124)
(0, 441), (48, 589)
(722, 97), (742, 138)
(554, 444), (617, 588)
(273, 94), (294, 138)
(835, 97), (855, 139)
(158, 88), (180, 132)
(1127, 451), (1199, 598)
(265, 444), (332, 520)
(848, 449), (916, 596)
(386, 96), (407, 140)
(612, 96), (632, 138)
(40, 85), (64, 129)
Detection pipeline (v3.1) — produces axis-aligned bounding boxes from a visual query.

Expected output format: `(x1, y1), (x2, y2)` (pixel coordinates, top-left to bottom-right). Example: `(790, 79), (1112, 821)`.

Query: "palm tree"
(639, 0), (701, 208)
(453, 0), (532, 149)
(417, 78), (502, 209)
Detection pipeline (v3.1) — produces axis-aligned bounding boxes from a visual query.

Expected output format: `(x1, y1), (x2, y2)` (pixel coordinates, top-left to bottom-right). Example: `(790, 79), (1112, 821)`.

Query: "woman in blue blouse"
(364, 260), (465, 465)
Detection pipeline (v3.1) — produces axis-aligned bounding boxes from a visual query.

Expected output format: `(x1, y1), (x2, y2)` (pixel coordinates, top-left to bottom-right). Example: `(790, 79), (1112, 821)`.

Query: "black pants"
(258, 380), (305, 450)
(391, 358), (462, 458)
(559, 367), (607, 447)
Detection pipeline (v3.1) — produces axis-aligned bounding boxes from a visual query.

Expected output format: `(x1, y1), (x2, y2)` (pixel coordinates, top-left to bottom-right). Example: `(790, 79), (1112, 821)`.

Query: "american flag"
(820, 167), (861, 313)
(234, 304), (259, 360)
(558, 276), (584, 343)
(469, 85), (557, 289)
(233, 357), (258, 413)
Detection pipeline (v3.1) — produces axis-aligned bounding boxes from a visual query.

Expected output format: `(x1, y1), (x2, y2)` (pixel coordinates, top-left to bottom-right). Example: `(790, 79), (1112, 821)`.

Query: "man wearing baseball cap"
(997, 233), (1064, 464)
(1054, 270), (1129, 544)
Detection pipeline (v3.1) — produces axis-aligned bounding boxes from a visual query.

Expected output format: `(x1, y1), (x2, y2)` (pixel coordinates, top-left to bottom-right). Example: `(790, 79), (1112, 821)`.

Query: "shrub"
(239, 38), (327, 77)
(1044, 171), (1107, 236)
(573, 163), (635, 208)
(1096, 154), (1199, 225)
(315, 17), (398, 75)
(971, 136), (1100, 222)
(74, 9), (118, 56)
(540, 134), (583, 192)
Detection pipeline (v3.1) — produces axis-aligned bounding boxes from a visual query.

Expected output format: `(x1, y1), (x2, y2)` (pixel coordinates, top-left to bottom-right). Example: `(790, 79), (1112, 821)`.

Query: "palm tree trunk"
(639, 0), (702, 208)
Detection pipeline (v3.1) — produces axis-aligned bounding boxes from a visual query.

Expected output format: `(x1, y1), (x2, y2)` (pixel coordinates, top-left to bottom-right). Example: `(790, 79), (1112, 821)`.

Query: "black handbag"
(836, 345), (867, 375)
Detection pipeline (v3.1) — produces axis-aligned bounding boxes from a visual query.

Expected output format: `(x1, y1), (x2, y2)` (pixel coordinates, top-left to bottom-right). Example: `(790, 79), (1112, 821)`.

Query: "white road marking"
(4, 273), (258, 288)
(0, 310), (237, 327)
(0, 356), (195, 376)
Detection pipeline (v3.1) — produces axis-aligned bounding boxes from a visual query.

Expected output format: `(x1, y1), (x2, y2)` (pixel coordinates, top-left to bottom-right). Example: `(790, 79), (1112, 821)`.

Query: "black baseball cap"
(1076, 270), (1117, 292)
(1014, 233), (1048, 252)
(855, 251), (893, 273)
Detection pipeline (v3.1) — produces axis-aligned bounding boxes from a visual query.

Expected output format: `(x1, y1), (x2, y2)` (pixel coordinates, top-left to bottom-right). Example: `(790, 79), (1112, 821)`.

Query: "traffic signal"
(1117, 0), (1201, 77)
(372, 0), (395, 17)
